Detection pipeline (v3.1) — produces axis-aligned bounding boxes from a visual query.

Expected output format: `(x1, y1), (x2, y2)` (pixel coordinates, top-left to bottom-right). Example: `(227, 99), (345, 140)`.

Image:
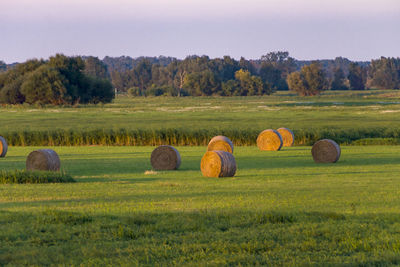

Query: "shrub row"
(2, 128), (400, 146)
(0, 170), (75, 184)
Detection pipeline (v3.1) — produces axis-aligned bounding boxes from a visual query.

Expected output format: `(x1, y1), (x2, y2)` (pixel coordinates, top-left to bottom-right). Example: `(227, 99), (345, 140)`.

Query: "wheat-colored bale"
(311, 139), (341, 163)
(0, 136), (8, 158)
(257, 129), (283, 151)
(151, 145), (181, 170)
(207, 135), (234, 153)
(277, 128), (295, 147)
(201, 150), (236, 177)
(26, 149), (61, 171)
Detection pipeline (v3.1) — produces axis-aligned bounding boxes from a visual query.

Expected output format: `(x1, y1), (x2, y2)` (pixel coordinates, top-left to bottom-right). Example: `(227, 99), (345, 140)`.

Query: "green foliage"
(0, 54), (114, 105)
(287, 62), (328, 96)
(369, 57), (400, 89)
(83, 56), (110, 80)
(184, 70), (220, 96)
(21, 65), (67, 105)
(348, 62), (367, 90)
(259, 51), (296, 90)
(0, 170), (75, 184)
(0, 60), (7, 72)
(330, 67), (348, 90)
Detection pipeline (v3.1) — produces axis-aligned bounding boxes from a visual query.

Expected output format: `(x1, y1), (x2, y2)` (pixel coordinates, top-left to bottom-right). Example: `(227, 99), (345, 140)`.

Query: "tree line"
(1, 53), (399, 104)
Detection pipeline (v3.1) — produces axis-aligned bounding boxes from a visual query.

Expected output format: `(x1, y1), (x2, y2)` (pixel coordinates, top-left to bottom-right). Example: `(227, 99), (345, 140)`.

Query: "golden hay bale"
(311, 139), (341, 163)
(150, 145), (181, 170)
(0, 136), (8, 158)
(277, 128), (295, 147)
(26, 149), (61, 171)
(257, 129), (283, 151)
(201, 150), (236, 178)
(207, 135), (234, 153)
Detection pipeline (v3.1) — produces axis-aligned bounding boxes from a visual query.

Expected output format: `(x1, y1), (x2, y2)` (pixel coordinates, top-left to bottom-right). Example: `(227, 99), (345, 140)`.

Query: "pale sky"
(1, 0), (399, 63)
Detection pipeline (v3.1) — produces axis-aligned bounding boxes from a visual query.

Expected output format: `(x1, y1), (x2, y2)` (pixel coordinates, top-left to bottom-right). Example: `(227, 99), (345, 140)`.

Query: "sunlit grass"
(1, 146), (400, 265)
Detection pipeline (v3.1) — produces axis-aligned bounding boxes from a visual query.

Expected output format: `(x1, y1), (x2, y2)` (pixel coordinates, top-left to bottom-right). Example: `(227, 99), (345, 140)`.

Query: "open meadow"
(1, 146), (400, 265)
(1, 91), (400, 265)
(1, 90), (400, 146)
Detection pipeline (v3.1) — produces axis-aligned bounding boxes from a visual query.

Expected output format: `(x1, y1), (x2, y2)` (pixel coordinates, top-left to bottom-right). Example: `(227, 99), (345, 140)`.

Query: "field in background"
(1, 90), (400, 146)
(1, 146), (400, 265)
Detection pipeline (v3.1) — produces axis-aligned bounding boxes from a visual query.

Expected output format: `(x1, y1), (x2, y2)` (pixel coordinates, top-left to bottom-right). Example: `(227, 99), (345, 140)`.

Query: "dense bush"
(0, 170), (75, 184)
(0, 54), (114, 105)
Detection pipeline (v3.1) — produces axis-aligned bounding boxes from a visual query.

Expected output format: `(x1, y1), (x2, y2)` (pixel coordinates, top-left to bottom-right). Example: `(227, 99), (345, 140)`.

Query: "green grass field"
(1, 90), (400, 132)
(1, 146), (400, 266)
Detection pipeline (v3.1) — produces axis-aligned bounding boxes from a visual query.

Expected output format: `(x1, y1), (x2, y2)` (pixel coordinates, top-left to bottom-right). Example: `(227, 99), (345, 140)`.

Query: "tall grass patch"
(0, 170), (75, 184)
(2, 127), (400, 146)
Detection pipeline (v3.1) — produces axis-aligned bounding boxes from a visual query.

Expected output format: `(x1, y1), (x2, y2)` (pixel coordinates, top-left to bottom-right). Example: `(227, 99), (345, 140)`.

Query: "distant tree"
(0, 54), (114, 105)
(259, 51), (296, 90)
(348, 63), (366, 90)
(330, 67), (348, 90)
(184, 70), (220, 96)
(221, 79), (240, 96)
(20, 65), (67, 105)
(128, 59), (153, 96)
(0, 59), (45, 104)
(84, 56), (110, 80)
(48, 54), (87, 102)
(238, 57), (256, 75)
(110, 70), (127, 93)
(234, 69), (270, 96)
(287, 62), (328, 96)
(369, 57), (400, 89)
(0, 61), (6, 72)
(85, 76), (114, 103)
(0, 76), (25, 104)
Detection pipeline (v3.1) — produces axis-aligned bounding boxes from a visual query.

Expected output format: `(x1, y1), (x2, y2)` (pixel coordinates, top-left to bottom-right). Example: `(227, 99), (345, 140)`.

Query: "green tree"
(234, 69), (270, 96)
(84, 56), (110, 80)
(330, 67), (348, 90)
(20, 65), (67, 105)
(287, 63), (328, 96)
(348, 63), (366, 90)
(369, 57), (400, 89)
(0, 61), (6, 72)
(48, 54), (87, 103)
(183, 70), (220, 96)
(0, 76), (25, 104)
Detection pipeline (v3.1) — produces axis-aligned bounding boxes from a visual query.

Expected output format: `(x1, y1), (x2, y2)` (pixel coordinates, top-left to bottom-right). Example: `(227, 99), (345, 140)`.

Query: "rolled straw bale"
(26, 149), (61, 171)
(0, 136), (8, 158)
(207, 136), (234, 153)
(277, 128), (295, 147)
(257, 129), (283, 151)
(151, 145), (181, 170)
(201, 150), (236, 177)
(311, 139), (341, 163)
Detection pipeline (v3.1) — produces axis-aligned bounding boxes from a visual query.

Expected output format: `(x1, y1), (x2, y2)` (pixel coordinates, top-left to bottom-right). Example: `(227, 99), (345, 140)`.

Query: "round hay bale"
(151, 145), (181, 170)
(201, 150), (236, 178)
(26, 149), (61, 171)
(207, 136), (234, 153)
(257, 129), (283, 151)
(277, 128), (295, 147)
(0, 136), (8, 158)
(311, 139), (341, 163)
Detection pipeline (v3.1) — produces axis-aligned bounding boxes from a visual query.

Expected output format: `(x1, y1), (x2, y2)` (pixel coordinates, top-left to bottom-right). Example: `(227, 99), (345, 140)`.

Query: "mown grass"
(1, 146), (400, 265)
(1, 90), (400, 146)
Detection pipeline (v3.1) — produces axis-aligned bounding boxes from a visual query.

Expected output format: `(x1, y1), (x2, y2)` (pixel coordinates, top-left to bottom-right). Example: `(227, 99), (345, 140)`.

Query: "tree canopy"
(287, 62), (328, 96)
(0, 54), (114, 105)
